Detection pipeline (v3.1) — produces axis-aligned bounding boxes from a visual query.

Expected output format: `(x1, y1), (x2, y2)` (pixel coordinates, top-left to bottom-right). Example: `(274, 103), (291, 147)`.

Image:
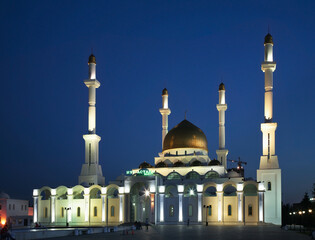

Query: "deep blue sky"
(0, 0), (314, 204)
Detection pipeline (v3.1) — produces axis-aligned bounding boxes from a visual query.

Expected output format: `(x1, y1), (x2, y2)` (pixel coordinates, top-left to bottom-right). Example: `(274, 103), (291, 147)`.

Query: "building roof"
(163, 119), (208, 152)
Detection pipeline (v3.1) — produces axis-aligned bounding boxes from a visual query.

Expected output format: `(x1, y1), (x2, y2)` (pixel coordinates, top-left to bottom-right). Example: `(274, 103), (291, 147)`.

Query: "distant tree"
(300, 192), (312, 210)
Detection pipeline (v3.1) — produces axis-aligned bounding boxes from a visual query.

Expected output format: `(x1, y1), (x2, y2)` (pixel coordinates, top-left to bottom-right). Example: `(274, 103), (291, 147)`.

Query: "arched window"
(77, 207), (81, 217)
(248, 204), (253, 216)
(169, 205), (174, 217)
(94, 207), (97, 217)
(268, 182), (271, 191)
(44, 207), (48, 218)
(228, 205), (232, 216)
(188, 204), (193, 217)
(167, 172), (181, 180)
(111, 206), (115, 217)
(208, 205), (212, 216)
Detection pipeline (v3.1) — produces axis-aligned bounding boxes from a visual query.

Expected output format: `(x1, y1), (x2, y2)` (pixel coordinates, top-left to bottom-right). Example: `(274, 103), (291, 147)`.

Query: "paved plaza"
(50, 225), (311, 240)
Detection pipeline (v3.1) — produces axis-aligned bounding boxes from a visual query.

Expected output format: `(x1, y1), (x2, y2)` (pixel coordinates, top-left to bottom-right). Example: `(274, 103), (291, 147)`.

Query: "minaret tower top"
(160, 88), (171, 149)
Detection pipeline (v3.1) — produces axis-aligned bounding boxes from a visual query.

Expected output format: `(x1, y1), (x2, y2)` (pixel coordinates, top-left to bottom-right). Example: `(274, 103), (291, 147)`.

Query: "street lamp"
(65, 207), (71, 227)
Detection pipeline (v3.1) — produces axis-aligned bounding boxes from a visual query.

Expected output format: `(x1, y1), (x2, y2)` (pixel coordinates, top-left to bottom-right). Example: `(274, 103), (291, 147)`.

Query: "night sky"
(1, 1), (314, 204)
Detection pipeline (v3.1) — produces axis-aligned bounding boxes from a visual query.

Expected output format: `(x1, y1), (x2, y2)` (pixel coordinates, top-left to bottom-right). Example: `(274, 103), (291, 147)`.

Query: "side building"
(33, 33), (281, 226)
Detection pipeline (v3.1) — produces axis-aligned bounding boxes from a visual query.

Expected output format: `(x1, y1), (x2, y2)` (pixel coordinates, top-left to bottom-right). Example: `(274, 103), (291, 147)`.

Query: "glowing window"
(169, 205), (174, 217)
(111, 206), (115, 217)
(94, 207), (97, 217)
(248, 205), (253, 216)
(208, 205), (212, 216)
(188, 204), (193, 217)
(77, 207), (81, 217)
(44, 207), (48, 218)
(268, 182), (271, 191)
(228, 205), (232, 216)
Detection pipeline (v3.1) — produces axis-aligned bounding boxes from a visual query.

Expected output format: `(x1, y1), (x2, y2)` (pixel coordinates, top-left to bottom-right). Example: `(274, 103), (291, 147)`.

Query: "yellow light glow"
(1, 220), (5, 225)
(145, 190), (150, 197)
(309, 209), (312, 213)
(298, 211), (302, 215)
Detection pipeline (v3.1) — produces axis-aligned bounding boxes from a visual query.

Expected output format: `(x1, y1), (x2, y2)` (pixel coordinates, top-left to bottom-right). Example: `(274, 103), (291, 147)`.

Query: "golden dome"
(88, 54), (96, 64)
(264, 33), (273, 44)
(162, 88), (168, 95)
(163, 120), (208, 151)
(219, 83), (225, 91)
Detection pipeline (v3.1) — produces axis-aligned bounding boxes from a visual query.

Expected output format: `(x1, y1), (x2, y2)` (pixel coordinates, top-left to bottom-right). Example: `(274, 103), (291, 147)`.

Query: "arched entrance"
(130, 182), (151, 222)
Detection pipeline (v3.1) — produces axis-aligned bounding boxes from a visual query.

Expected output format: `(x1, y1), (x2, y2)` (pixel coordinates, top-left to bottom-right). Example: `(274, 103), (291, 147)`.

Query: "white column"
(178, 193), (183, 222)
(101, 194), (106, 222)
(84, 188), (90, 222)
(159, 194), (164, 222)
(33, 189), (39, 223)
(258, 191), (264, 222)
(51, 196), (56, 223)
(119, 194), (124, 222)
(237, 192), (243, 222)
(197, 193), (202, 222)
(217, 184), (223, 222)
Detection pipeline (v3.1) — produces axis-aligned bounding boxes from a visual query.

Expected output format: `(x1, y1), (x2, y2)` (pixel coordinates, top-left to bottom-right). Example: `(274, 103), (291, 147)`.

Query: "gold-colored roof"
(88, 54), (96, 64)
(219, 83), (225, 91)
(264, 33), (273, 44)
(162, 88), (168, 95)
(163, 120), (208, 151)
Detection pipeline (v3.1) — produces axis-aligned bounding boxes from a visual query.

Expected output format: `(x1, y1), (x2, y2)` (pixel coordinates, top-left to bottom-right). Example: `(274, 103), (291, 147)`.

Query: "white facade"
(0, 195), (32, 228)
(34, 33), (282, 227)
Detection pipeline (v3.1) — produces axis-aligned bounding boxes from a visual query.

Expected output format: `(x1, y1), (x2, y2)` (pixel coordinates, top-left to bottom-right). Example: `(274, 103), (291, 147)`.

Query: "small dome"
(162, 88), (168, 96)
(227, 170), (240, 178)
(88, 54), (96, 64)
(163, 120), (208, 152)
(264, 33), (273, 44)
(209, 159), (221, 166)
(155, 161), (167, 168)
(0, 192), (10, 199)
(173, 161), (184, 167)
(139, 161), (153, 169)
(219, 83), (225, 91)
(190, 160), (202, 166)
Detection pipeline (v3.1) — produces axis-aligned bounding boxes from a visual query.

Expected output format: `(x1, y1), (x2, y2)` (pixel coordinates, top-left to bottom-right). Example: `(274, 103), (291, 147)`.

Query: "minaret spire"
(257, 33), (281, 225)
(159, 88), (171, 149)
(79, 54), (105, 186)
(216, 83), (228, 169)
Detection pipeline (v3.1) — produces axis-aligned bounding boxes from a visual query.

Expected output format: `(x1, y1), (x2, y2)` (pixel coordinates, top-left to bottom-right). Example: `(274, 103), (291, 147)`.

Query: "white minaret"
(257, 34), (281, 225)
(159, 88), (171, 149)
(216, 83), (228, 169)
(79, 54), (105, 186)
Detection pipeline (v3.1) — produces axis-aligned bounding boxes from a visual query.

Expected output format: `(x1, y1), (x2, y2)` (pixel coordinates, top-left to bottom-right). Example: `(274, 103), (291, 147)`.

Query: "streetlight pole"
(203, 205), (209, 226)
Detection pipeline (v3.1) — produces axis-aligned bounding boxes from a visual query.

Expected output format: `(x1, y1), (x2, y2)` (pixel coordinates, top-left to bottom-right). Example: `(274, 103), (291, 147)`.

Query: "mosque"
(33, 33), (282, 226)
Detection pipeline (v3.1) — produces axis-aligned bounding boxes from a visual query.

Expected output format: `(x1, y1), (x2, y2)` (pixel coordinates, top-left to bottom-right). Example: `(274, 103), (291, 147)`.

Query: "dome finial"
(88, 54), (96, 64)
(162, 88), (168, 95)
(264, 33), (273, 44)
(219, 82), (225, 91)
